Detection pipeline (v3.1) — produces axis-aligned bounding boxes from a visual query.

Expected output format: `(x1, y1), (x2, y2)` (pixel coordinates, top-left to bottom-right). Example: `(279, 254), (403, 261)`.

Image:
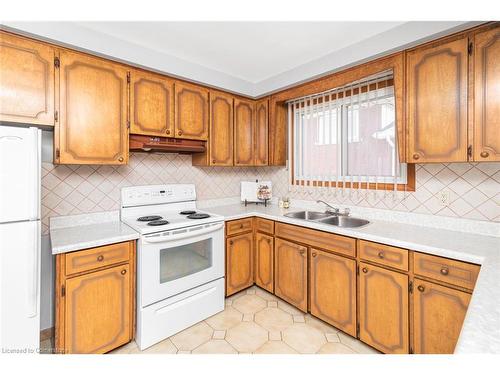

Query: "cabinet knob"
(378, 251), (385, 259)
(412, 154), (420, 160)
(362, 267), (368, 273)
(480, 151), (489, 158)
(266, 238), (271, 244)
(240, 224), (244, 229)
(311, 252), (317, 258)
(299, 249), (305, 256)
(229, 240), (234, 245)
(118, 157), (124, 162)
(212, 159), (216, 164)
(97, 255), (104, 262)
(440, 267), (449, 276)
(121, 269), (127, 275)
(178, 130), (183, 136)
(166, 129), (171, 135)
(417, 285), (425, 292)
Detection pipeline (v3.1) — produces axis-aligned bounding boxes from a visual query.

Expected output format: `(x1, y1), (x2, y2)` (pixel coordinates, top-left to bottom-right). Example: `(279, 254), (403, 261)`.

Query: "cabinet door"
(210, 90), (234, 166)
(130, 70), (174, 137)
(175, 81), (208, 140)
(407, 37), (468, 163)
(310, 249), (356, 336)
(226, 232), (253, 296)
(255, 232), (274, 293)
(413, 278), (471, 354)
(57, 51), (128, 165)
(64, 264), (131, 353)
(274, 238), (308, 312)
(359, 262), (409, 354)
(474, 26), (500, 161)
(0, 32), (55, 126)
(255, 98), (269, 165)
(234, 98), (255, 166)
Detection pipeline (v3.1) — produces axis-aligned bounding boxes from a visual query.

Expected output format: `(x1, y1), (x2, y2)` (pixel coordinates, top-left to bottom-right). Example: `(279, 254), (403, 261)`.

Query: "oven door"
(139, 222), (224, 307)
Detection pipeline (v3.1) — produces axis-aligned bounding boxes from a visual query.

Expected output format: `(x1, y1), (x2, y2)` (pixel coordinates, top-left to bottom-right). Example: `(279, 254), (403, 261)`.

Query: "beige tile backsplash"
(41, 152), (500, 234)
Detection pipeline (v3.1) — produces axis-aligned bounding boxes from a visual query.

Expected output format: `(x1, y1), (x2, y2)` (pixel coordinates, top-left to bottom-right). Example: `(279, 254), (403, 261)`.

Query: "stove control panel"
(121, 184), (196, 207)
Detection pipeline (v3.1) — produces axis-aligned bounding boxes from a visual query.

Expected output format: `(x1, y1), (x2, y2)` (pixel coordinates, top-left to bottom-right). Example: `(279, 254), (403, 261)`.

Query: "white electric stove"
(121, 184), (225, 350)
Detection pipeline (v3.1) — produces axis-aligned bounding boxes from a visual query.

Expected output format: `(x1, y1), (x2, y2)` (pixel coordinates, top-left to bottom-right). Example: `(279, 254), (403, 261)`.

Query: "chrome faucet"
(316, 200), (350, 216)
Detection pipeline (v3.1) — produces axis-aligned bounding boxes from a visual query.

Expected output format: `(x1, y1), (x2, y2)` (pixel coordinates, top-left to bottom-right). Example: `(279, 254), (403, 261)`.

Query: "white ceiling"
(1, 21), (478, 96)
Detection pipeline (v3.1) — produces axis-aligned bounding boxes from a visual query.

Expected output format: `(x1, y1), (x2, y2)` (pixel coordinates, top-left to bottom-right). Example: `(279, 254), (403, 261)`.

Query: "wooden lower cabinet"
(55, 241), (135, 354)
(255, 232), (274, 293)
(226, 232), (254, 296)
(274, 238), (308, 312)
(309, 248), (356, 336)
(413, 278), (471, 354)
(358, 262), (409, 354)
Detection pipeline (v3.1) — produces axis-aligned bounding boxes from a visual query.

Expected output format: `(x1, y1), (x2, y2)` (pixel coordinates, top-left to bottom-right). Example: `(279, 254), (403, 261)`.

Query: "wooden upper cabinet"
(255, 232), (274, 293)
(255, 98), (269, 165)
(407, 36), (469, 163)
(175, 81), (208, 140)
(234, 98), (255, 166)
(226, 232), (253, 296)
(359, 262), (409, 354)
(473, 25), (500, 161)
(413, 279), (471, 354)
(0, 32), (55, 126)
(268, 99), (287, 166)
(64, 264), (132, 354)
(309, 248), (356, 336)
(130, 70), (174, 137)
(274, 238), (308, 312)
(57, 51), (128, 165)
(209, 90), (234, 165)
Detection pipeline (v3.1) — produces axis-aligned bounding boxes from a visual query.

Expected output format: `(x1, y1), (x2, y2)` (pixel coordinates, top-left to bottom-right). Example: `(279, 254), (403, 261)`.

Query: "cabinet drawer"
(255, 218), (274, 234)
(359, 240), (409, 271)
(226, 218), (253, 236)
(414, 252), (480, 290)
(275, 222), (356, 258)
(65, 242), (131, 276)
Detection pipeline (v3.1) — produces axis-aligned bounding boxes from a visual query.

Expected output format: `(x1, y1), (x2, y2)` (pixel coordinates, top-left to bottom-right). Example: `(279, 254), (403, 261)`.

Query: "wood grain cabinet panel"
(359, 262), (409, 354)
(0, 31), (55, 126)
(407, 36), (469, 163)
(234, 98), (255, 166)
(57, 50), (129, 165)
(255, 98), (269, 165)
(268, 98), (287, 166)
(310, 248), (356, 336)
(226, 218), (253, 236)
(209, 90), (233, 165)
(359, 240), (409, 272)
(175, 81), (209, 140)
(65, 242), (130, 276)
(254, 218), (274, 235)
(413, 279), (471, 354)
(255, 232), (274, 293)
(474, 25), (500, 161)
(130, 70), (174, 137)
(274, 238), (308, 312)
(226, 232), (254, 296)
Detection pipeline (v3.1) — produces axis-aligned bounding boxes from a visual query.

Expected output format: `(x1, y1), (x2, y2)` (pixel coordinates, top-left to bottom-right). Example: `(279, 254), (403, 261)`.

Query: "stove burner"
(138, 215), (163, 222)
(187, 213), (210, 220)
(147, 220), (170, 226)
(180, 210), (196, 215)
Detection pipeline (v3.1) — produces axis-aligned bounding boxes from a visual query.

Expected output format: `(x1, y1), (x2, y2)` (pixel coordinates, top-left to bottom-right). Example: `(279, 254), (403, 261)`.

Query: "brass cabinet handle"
(121, 269), (127, 275)
(440, 267), (449, 276)
(166, 129), (171, 135)
(480, 151), (489, 158)
(178, 130), (183, 136)
(362, 267), (368, 273)
(378, 251), (384, 259)
(118, 157), (124, 162)
(417, 285), (425, 292)
(412, 154), (420, 160)
(311, 252), (317, 258)
(97, 255), (104, 262)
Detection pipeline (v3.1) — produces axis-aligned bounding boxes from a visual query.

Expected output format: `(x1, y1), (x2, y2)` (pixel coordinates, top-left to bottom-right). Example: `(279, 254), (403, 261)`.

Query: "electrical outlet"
(438, 190), (450, 206)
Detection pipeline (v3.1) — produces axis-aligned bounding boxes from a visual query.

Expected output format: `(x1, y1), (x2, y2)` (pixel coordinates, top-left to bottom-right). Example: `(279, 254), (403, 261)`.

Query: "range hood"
(129, 134), (206, 154)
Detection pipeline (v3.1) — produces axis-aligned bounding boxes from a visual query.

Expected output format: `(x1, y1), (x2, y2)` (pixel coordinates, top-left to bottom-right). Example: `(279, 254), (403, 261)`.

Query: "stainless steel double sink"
(284, 210), (370, 228)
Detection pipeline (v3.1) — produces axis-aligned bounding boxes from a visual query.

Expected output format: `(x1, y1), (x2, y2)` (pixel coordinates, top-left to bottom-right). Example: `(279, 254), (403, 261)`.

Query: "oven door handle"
(143, 223), (224, 243)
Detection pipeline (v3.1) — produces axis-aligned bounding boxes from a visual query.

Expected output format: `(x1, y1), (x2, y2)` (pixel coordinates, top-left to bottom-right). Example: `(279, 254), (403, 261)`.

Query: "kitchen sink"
(284, 211), (332, 220)
(317, 216), (370, 228)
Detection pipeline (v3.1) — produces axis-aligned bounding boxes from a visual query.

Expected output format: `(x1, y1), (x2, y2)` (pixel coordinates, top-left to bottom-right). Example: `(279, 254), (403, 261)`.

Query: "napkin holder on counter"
(240, 180), (272, 207)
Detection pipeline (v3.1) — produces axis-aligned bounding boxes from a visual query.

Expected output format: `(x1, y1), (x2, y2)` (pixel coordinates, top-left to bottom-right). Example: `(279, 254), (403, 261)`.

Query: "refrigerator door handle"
(30, 128), (41, 221)
(27, 222), (40, 318)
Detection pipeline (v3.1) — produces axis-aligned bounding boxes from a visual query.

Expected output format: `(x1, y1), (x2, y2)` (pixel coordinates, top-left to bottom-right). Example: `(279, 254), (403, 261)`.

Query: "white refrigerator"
(0, 125), (41, 353)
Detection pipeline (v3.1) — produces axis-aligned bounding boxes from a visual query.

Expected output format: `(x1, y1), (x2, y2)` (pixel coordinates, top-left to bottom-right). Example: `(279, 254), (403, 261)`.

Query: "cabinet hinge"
(61, 284), (65, 297)
(410, 347), (414, 354)
(356, 265), (360, 275)
(54, 57), (60, 68)
(127, 72), (130, 83)
(467, 145), (473, 158)
(468, 41), (473, 55)
(54, 110), (58, 122)
(55, 148), (60, 159)
(356, 322), (360, 337)
(127, 120), (130, 129)
(409, 281), (414, 294)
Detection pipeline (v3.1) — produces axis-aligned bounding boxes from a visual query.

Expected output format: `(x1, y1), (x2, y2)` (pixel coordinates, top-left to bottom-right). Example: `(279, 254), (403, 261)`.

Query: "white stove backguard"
(121, 184), (196, 208)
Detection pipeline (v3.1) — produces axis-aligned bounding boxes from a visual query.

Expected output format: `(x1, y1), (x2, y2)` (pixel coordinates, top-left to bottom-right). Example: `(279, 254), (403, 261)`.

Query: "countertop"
(49, 211), (139, 255)
(204, 203), (500, 354)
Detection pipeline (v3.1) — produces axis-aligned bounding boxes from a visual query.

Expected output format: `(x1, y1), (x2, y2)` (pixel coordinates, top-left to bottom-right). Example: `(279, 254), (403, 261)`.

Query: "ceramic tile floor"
(41, 286), (380, 355)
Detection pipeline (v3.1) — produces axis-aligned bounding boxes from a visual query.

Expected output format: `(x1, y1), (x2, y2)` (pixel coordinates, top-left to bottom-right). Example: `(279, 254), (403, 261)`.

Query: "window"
(290, 73), (411, 190)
